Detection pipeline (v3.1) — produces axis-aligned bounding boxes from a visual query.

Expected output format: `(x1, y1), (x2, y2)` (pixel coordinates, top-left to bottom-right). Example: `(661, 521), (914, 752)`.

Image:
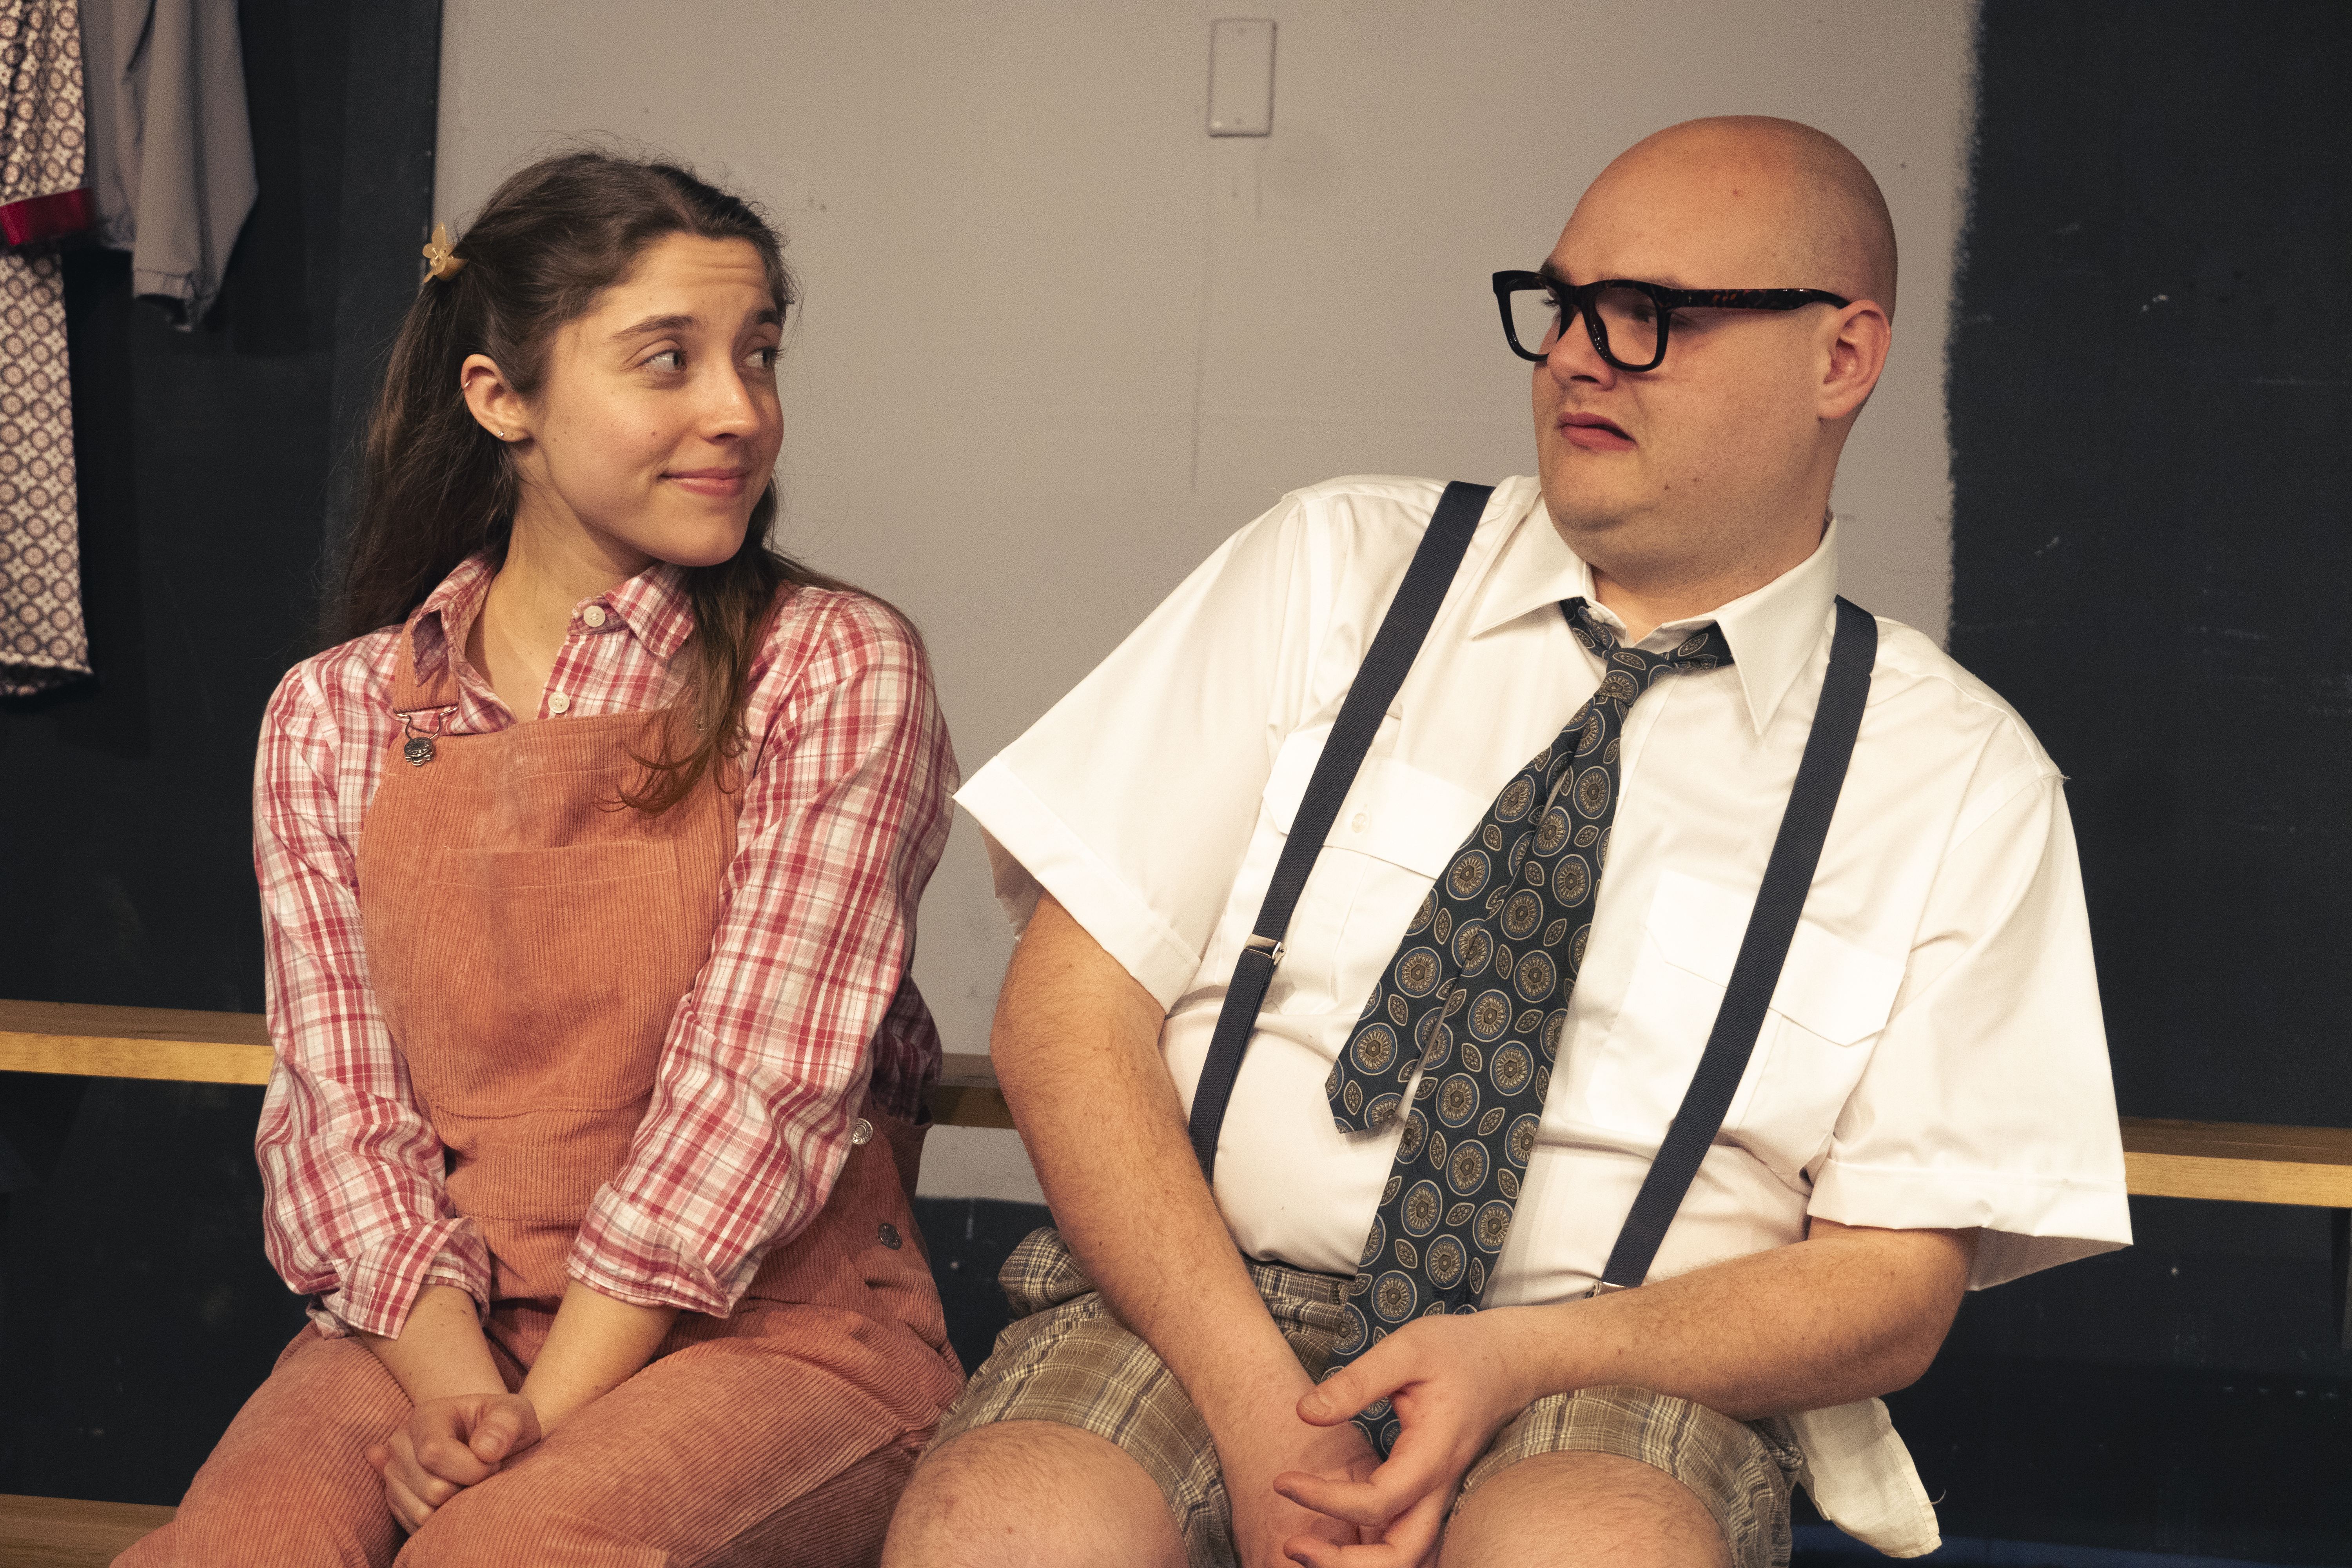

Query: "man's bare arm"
(1276, 1218), (1972, 1564)
(1511, 1216), (1973, 1417)
(991, 893), (1376, 1559)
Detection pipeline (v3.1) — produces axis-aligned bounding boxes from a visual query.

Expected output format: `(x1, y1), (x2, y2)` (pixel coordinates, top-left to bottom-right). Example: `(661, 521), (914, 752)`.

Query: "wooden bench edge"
(7, 1005), (2350, 1202)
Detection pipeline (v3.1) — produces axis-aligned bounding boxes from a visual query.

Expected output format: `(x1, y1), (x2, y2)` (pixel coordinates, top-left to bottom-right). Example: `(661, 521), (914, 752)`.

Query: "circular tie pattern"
(1324, 598), (1734, 1457)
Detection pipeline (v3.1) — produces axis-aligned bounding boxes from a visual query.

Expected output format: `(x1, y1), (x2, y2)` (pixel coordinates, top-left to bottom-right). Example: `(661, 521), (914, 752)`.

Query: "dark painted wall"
(1889, 0), (2350, 1559)
(0, 0), (442, 1503)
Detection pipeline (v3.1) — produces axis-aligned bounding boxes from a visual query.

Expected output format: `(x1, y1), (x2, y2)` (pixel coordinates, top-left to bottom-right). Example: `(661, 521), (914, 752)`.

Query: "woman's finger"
(469, 1393), (543, 1463)
(380, 1470), (434, 1534)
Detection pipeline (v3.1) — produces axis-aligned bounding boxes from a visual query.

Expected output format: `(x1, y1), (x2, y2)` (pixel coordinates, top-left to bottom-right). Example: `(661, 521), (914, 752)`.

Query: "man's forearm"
(994, 895), (1310, 1429)
(1496, 1218), (1974, 1419)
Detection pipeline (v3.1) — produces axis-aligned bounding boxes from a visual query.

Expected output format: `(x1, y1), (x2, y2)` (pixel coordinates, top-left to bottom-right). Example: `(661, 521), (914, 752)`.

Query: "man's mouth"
(1557, 413), (1634, 451)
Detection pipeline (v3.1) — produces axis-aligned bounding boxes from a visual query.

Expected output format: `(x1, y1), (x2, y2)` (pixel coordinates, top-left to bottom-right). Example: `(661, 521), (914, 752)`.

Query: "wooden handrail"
(4, 1000), (2348, 1205)
(0, 998), (1012, 1131)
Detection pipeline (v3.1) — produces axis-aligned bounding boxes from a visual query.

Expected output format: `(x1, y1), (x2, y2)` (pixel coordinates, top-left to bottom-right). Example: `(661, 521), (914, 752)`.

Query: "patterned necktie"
(1321, 599), (1733, 1455)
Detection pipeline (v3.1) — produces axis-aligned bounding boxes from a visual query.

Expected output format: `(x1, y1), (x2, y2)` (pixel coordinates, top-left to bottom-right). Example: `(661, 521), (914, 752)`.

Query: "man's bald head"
(1531, 116), (1900, 625)
(1579, 116), (1897, 318)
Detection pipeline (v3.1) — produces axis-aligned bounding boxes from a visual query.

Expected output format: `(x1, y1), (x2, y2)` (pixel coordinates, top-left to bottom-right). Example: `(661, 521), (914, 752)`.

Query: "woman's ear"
(1817, 301), (1892, 425)
(460, 354), (528, 443)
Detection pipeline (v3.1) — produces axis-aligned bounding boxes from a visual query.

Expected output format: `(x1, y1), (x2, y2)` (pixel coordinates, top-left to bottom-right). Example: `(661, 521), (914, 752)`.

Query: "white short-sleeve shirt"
(959, 475), (2131, 1303)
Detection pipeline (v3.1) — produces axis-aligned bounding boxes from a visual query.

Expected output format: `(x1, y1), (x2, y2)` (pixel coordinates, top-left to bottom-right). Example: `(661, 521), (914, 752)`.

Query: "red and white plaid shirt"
(252, 555), (955, 1337)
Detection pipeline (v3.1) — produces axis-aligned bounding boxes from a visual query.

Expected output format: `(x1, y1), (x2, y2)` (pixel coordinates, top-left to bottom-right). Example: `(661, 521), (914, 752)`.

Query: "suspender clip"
(1243, 934), (1286, 967)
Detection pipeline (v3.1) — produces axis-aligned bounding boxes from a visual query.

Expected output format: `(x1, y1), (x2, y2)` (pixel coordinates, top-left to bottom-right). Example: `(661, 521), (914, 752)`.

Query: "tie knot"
(1563, 599), (1733, 686)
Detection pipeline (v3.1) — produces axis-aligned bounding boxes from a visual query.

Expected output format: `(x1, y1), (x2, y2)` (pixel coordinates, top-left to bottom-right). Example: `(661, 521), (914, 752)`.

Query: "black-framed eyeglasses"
(1492, 270), (1850, 372)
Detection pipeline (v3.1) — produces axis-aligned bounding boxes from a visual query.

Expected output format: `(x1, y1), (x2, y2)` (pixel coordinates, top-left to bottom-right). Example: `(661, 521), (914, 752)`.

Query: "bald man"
(884, 118), (2129, 1568)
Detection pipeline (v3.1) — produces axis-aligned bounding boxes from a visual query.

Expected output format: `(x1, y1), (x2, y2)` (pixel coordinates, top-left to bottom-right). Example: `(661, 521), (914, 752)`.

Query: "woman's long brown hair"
(330, 150), (855, 814)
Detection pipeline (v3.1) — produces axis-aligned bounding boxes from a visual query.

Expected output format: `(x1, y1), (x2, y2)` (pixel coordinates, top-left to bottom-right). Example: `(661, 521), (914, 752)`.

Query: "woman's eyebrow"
(610, 313), (696, 339)
(608, 307), (784, 340)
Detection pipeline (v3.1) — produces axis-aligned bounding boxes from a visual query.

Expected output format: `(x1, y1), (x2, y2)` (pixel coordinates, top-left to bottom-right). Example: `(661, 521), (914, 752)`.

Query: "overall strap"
(1187, 481), (1493, 1180)
(1594, 595), (1878, 1292)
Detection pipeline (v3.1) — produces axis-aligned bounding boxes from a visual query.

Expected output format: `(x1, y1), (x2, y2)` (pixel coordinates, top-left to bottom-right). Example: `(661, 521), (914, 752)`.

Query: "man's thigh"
(1448, 1385), (1798, 1568)
(924, 1228), (1347, 1568)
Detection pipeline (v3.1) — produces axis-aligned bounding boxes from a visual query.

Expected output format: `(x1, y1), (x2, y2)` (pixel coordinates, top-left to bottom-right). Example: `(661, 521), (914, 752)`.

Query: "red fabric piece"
(0, 183), (92, 245)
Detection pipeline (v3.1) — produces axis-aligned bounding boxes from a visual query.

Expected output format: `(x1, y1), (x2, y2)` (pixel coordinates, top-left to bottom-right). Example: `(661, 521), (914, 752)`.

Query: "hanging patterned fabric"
(0, 0), (91, 695)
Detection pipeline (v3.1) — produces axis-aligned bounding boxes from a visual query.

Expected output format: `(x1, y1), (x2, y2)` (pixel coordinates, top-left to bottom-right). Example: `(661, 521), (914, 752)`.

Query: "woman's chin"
(641, 518), (756, 572)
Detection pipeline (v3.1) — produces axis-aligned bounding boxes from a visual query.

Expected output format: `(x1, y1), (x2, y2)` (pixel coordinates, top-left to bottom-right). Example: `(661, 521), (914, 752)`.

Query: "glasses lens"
(1592, 286), (1661, 367)
(1507, 288), (1563, 359)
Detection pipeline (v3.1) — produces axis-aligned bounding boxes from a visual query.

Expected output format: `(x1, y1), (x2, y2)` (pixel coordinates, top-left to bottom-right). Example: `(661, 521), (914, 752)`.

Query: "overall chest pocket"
(1570, 869), (1904, 1181)
(405, 840), (702, 1115)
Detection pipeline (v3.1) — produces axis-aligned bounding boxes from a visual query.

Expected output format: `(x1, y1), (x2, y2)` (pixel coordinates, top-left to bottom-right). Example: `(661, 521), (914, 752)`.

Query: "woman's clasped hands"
(367, 1390), (544, 1532)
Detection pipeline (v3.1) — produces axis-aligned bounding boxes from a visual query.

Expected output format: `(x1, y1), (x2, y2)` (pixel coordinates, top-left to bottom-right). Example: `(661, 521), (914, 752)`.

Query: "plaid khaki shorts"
(930, 1228), (1801, 1568)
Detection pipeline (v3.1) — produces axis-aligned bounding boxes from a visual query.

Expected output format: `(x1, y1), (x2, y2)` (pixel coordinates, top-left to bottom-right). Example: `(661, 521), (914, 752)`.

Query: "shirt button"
(877, 1222), (902, 1250)
(849, 1118), (873, 1146)
(582, 606), (608, 628)
(546, 692), (571, 715)
(1350, 812), (1369, 833)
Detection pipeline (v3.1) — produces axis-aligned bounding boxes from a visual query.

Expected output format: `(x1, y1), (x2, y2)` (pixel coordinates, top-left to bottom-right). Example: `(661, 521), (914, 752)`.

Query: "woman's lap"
(123, 1299), (953, 1568)
(116, 1330), (409, 1567)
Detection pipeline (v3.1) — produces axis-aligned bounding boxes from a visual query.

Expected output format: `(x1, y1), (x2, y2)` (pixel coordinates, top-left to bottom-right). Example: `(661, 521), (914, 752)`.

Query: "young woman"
(124, 151), (964, 1565)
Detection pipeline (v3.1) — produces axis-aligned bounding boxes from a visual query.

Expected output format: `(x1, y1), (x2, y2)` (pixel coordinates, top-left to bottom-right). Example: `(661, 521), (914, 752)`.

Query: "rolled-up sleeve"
(254, 657), (491, 1339)
(567, 594), (956, 1314)
(1808, 764), (2132, 1287)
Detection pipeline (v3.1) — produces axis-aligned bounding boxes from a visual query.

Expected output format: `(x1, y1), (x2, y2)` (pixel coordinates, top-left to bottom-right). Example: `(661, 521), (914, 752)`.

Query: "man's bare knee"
(1441, 1450), (1731, 1568)
(882, 1420), (1185, 1568)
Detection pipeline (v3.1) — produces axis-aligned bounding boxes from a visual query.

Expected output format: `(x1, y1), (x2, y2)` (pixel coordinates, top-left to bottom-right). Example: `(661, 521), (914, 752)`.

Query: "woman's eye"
(646, 348), (684, 372)
(747, 346), (779, 370)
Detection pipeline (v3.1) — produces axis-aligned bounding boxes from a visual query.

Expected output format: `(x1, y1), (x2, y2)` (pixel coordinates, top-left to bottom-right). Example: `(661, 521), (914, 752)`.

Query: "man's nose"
(1545, 308), (1618, 387)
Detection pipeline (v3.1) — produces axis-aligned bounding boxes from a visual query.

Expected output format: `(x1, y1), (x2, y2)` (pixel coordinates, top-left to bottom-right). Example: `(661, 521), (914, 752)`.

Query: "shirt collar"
(1468, 498), (1842, 736)
(401, 554), (498, 706)
(603, 560), (695, 659)
(399, 554), (697, 707)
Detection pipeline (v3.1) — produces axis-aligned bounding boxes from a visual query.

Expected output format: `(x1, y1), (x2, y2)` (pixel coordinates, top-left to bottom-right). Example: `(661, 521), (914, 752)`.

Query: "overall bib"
(127, 622), (962, 1568)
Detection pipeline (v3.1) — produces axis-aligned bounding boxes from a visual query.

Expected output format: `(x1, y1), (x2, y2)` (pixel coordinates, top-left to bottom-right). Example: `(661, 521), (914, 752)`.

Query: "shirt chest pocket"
(1256, 726), (1493, 1016)
(1567, 868), (1905, 1183)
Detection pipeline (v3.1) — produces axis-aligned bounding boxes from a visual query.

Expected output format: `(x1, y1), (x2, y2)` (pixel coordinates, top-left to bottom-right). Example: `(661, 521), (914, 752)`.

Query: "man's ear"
(460, 354), (529, 443)
(1817, 301), (1892, 424)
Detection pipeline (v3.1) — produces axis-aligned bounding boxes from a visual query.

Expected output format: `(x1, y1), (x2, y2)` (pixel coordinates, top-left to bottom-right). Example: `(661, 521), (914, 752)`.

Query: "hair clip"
(421, 223), (466, 281)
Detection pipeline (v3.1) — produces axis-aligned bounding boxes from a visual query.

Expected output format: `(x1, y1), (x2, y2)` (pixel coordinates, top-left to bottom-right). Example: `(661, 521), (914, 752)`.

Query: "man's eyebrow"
(607, 306), (783, 340)
(1537, 262), (1702, 291)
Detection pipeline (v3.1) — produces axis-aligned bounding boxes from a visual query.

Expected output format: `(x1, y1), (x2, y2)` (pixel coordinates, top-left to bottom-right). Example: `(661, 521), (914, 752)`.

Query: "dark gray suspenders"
(1184, 480), (1879, 1294)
